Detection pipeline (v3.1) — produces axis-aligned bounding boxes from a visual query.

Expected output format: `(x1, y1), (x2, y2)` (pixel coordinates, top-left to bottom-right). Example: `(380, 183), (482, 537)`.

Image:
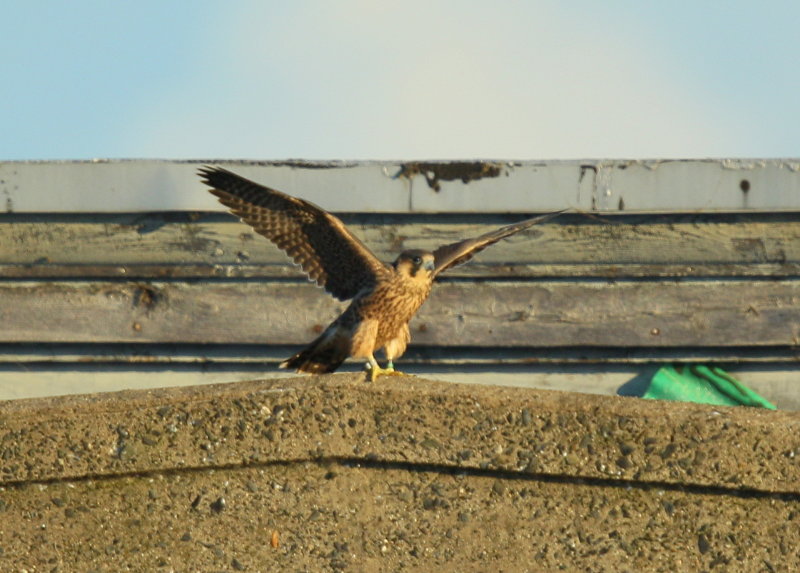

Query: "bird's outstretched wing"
(200, 166), (390, 301)
(431, 211), (565, 277)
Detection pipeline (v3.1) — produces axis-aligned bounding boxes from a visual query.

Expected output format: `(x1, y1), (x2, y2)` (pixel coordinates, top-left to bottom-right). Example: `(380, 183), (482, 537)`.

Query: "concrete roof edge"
(1, 374), (797, 494)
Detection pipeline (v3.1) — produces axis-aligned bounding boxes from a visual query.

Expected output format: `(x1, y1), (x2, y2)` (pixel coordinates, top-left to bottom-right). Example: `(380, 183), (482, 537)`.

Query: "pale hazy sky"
(2, 1), (798, 160)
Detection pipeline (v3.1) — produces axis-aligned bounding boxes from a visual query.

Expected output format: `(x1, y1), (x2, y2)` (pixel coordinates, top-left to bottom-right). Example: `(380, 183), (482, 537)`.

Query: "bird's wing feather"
(431, 211), (565, 277)
(200, 166), (390, 301)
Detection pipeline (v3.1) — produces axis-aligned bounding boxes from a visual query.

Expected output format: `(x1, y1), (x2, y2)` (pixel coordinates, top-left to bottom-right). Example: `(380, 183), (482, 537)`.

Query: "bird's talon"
(365, 365), (404, 382)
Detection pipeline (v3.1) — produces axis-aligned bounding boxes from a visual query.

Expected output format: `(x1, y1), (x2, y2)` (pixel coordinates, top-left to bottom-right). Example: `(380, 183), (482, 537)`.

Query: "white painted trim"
(1, 159), (799, 213)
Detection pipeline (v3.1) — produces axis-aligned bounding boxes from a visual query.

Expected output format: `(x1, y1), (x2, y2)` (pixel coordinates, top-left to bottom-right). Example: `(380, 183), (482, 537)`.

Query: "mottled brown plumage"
(200, 166), (562, 380)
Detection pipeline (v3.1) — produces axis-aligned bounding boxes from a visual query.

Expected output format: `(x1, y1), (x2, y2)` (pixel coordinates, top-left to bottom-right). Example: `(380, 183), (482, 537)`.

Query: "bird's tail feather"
(280, 327), (351, 374)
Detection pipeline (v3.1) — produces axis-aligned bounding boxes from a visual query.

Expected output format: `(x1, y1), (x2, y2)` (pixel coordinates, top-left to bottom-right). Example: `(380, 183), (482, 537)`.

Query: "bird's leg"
(365, 354), (403, 382)
(364, 355), (381, 382)
(384, 359), (404, 376)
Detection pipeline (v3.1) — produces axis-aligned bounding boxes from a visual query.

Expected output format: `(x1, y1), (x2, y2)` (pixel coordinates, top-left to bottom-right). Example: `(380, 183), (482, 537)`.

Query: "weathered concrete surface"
(0, 374), (799, 571)
(2, 373), (798, 490)
(2, 460), (798, 572)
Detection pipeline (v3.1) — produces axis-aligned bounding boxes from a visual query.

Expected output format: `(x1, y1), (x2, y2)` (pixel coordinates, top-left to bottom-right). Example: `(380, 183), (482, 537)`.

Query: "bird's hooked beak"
(424, 259), (435, 272)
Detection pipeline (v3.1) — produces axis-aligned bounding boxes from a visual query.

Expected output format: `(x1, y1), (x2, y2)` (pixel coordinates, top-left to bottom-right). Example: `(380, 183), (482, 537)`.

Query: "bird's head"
(393, 250), (436, 280)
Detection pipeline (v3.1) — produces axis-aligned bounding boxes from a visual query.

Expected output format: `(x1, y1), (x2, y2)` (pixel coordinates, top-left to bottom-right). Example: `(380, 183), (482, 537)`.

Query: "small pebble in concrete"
(210, 497), (226, 513)
(616, 457), (633, 470)
(698, 534), (711, 554)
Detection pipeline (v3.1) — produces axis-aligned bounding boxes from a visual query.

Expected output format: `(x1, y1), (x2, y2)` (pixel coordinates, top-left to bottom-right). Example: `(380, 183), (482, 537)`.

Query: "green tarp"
(643, 365), (776, 409)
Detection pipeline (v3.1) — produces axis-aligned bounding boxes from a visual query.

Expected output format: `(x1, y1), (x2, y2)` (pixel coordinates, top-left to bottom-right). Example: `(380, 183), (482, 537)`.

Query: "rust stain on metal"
(132, 284), (160, 312)
(579, 164), (597, 183)
(1, 179), (13, 213)
(260, 160), (355, 169)
(171, 223), (219, 253)
(397, 161), (504, 192)
(731, 237), (769, 262)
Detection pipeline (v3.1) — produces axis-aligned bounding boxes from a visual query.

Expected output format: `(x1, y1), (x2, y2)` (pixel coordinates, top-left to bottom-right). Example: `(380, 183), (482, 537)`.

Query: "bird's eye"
(413, 256), (421, 265)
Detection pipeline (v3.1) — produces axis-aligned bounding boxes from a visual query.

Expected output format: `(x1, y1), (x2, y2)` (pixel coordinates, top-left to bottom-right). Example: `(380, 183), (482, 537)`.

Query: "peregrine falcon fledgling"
(200, 166), (562, 381)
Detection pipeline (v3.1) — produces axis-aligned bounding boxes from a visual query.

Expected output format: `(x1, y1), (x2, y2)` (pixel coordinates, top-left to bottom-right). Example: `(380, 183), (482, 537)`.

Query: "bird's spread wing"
(200, 166), (390, 301)
(431, 210), (565, 277)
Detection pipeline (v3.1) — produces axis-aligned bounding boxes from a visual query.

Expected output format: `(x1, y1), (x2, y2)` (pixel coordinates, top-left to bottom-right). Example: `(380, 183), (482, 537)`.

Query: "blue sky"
(2, 1), (798, 160)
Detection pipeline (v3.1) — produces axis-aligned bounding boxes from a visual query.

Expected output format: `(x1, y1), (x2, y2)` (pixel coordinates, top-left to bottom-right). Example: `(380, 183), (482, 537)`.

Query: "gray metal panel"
(0, 160), (411, 213)
(594, 159), (800, 212)
(1, 159), (799, 213)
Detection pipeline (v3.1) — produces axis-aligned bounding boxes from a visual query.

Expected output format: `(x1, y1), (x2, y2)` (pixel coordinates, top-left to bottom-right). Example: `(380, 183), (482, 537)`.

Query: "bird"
(199, 166), (562, 381)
